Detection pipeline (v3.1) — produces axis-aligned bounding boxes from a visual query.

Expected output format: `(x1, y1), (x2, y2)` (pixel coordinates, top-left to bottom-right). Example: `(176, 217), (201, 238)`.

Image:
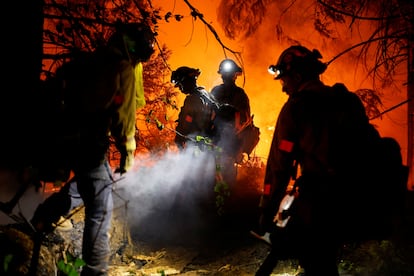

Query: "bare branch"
(182, 0), (241, 57)
(317, 0), (400, 21)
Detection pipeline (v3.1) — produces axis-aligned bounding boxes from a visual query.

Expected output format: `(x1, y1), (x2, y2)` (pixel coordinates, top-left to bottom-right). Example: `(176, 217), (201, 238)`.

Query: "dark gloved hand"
(115, 150), (134, 174)
(258, 210), (278, 236)
(257, 195), (278, 234)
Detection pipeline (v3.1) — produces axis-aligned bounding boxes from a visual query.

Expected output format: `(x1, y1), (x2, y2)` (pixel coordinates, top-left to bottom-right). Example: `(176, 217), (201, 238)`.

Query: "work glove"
(115, 149), (134, 175)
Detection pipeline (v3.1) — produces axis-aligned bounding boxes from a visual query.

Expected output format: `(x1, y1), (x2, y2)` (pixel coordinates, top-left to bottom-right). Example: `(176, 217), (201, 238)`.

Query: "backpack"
(278, 83), (408, 242)
(359, 135), (408, 240)
(236, 117), (260, 157)
(330, 83), (408, 241)
(208, 98), (260, 158)
(33, 52), (101, 183)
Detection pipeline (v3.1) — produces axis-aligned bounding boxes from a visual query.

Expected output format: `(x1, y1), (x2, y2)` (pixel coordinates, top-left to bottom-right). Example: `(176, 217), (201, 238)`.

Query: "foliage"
(156, 0), (245, 66)
(214, 167), (231, 216)
(217, 0), (269, 40)
(186, 136), (232, 215)
(42, 0), (181, 164)
(339, 240), (414, 275)
(0, 227), (33, 275)
(313, 0), (412, 89)
(2, 254), (12, 273)
(355, 88), (383, 119)
(213, 0), (411, 110)
(40, 0), (258, 213)
(57, 252), (86, 276)
(136, 46), (179, 154)
(42, 0), (159, 69)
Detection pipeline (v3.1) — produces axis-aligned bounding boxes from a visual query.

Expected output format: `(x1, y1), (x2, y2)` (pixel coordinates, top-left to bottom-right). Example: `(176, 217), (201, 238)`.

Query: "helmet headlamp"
(218, 59), (242, 75)
(269, 46), (327, 80)
(268, 65), (277, 75)
(170, 75), (184, 87)
(221, 61), (233, 73)
(268, 64), (283, 79)
(171, 67), (200, 87)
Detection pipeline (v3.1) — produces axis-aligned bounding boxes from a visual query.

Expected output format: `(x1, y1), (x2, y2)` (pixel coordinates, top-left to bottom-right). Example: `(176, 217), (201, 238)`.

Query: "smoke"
(217, 0), (270, 39)
(112, 147), (217, 242)
(154, 0), (408, 163)
(214, 0), (408, 162)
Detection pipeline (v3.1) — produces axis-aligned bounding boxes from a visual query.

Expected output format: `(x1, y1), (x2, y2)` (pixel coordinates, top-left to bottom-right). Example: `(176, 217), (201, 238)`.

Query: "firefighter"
(210, 59), (257, 193)
(170, 66), (219, 215)
(211, 59), (252, 163)
(254, 45), (372, 276)
(171, 66), (218, 150)
(31, 22), (156, 276)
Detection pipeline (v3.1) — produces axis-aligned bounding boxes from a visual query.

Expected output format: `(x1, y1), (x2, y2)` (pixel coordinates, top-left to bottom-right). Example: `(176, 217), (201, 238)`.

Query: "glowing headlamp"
(221, 60), (234, 72)
(268, 65), (283, 79)
(170, 75), (182, 86)
(171, 77), (186, 88)
(268, 65), (277, 75)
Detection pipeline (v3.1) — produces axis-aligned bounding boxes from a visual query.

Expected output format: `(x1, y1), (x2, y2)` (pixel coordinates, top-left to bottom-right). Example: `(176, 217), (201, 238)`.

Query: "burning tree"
(211, 0), (413, 189)
(39, 0), (180, 164)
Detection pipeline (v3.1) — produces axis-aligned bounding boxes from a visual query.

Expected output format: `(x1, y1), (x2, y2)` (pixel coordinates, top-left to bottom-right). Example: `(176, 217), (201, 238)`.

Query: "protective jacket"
(58, 47), (137, 170)
(211, 82), (251, 128)
(211, 82), (253, 157)
(260, 80), (372, 232)
(175, 87), (216, 149)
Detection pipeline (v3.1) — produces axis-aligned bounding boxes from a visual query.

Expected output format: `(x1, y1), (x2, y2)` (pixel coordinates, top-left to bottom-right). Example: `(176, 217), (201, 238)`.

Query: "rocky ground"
(1, 172), (414, 276)
(107, 188), (414, 276)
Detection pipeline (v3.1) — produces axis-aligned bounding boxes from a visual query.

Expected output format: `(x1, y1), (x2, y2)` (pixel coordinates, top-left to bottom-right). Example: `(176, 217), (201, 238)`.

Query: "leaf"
(174, 14), (184, 21)
(3, 254), (13, 272)
(68, 267), (80, 276)
(57, 260), (71, 274)
(66, 252), (74, 262)
(165, 12), (172, 22)
(74, 258), (86, 268)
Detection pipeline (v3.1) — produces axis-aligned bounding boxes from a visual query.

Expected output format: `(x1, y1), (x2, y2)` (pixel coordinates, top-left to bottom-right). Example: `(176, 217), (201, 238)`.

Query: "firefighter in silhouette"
(31, 22), (156, 276)
(211, 59), (259, 192)
(254, 45), (373, 276)
(170, 66), (218, 215)
(211, 59), (254, 163)
(171, 66), (218, 150)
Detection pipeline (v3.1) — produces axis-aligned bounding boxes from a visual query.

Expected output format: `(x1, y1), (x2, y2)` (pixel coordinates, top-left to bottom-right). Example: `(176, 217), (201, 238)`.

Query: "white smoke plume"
(112, 147), (217, 242)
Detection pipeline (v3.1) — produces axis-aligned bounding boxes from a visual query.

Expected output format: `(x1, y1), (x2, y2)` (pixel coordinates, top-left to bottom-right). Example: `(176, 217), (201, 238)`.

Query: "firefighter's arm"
(258, 98), (299, 231)
(134, 62), (146, 108)
(234, 91), (251, 133)
(175, 96), (196, 147)
(112, 61), (137, 173)
(261, 137), (295, 203)
(241, 91), (251, 122)
(258, 136), (296, 232)
(187, 96), (207, 131)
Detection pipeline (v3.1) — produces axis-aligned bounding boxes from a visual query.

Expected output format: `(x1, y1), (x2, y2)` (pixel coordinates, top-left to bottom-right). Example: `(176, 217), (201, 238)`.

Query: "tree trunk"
(408, 41), (414, 191)
(1, 1), (44, 167)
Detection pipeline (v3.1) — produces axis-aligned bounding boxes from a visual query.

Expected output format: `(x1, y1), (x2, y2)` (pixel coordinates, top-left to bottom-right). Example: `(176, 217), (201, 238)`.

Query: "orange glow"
(42, 183), (62, 194)
(153, 0), (408, 167)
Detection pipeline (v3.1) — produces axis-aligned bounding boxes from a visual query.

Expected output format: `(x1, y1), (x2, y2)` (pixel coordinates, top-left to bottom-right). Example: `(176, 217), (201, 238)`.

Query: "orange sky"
(152, 0), (408, 164)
